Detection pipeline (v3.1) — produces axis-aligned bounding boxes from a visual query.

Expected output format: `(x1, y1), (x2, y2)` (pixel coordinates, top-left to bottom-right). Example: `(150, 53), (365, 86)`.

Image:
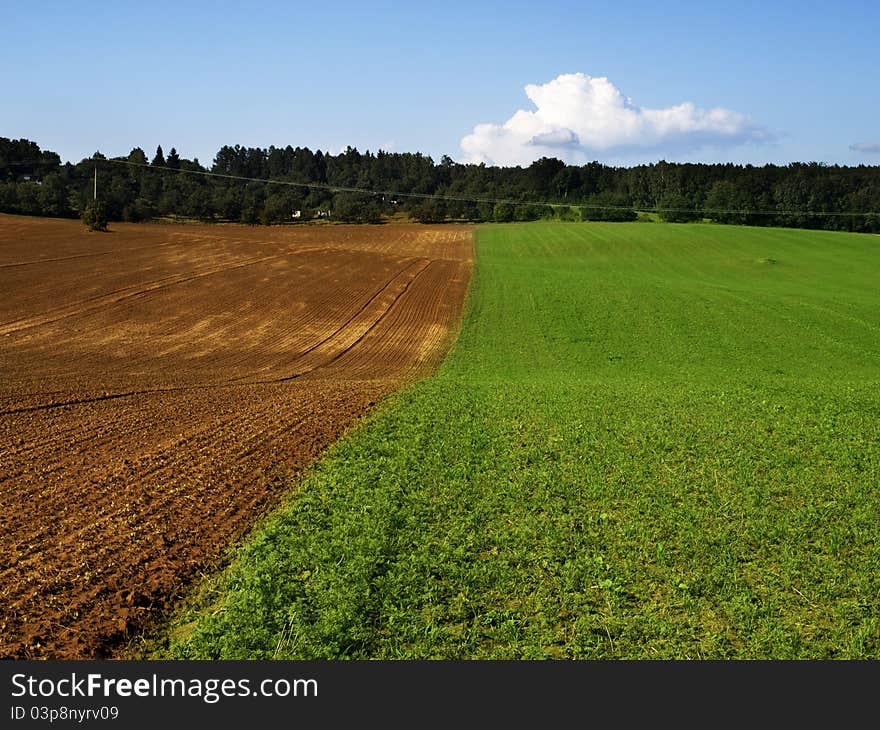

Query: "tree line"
(1, 137), (878, 232)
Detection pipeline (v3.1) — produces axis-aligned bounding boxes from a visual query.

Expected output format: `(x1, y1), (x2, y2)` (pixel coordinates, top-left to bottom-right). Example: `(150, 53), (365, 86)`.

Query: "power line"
(103, 158), (880, 219)
(104, 157), (541, 208)
(4, 155), (879, 218)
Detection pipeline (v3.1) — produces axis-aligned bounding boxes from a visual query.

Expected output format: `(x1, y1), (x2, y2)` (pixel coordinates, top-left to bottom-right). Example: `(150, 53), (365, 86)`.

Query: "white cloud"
(850, 142), (880, 154)
(459, 73), (772, 166)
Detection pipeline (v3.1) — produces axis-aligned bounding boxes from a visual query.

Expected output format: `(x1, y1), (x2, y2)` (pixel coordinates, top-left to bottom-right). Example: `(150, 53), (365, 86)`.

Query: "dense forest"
(1, 137), (878, 232)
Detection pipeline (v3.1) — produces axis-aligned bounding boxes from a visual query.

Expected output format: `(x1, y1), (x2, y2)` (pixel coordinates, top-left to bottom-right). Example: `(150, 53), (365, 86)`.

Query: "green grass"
(165, 221), (880, 659)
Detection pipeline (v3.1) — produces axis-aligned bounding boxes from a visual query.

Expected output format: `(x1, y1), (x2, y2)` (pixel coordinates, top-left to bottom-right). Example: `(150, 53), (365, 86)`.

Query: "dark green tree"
(412, 198), (446, 223)
(493, 201), (515, 222)
(127, 147), (148, 166)
(657, 192), (701, 223)
(581, 192), (637, 221)
(81, 199), (108, 231)
(333, 192), (382, 223)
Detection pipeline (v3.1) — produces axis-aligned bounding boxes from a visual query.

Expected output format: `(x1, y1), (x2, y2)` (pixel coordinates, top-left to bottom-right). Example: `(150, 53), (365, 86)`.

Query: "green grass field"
(164, 221), (880, 659)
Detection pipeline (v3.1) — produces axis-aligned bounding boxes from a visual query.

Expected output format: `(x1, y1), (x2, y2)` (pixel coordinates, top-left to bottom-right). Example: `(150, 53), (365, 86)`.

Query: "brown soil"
(0, 214), (473, 659)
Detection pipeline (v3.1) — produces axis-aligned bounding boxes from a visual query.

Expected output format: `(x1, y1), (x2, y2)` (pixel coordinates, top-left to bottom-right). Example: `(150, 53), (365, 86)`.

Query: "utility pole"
(94, 163), (97, 200)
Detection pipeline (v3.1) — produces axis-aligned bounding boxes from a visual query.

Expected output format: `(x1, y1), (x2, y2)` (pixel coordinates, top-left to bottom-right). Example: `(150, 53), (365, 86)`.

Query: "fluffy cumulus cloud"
(850, 142), (880, 154)
(460, 73), (771, 166)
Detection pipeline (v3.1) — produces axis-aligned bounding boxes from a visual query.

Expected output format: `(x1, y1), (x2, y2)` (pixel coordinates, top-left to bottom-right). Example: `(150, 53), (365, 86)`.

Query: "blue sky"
(3, 0), (878, 167)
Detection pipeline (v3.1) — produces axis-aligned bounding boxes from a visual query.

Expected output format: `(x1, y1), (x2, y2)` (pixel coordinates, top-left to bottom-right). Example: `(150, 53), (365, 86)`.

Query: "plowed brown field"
(0, 214), (473, 659)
